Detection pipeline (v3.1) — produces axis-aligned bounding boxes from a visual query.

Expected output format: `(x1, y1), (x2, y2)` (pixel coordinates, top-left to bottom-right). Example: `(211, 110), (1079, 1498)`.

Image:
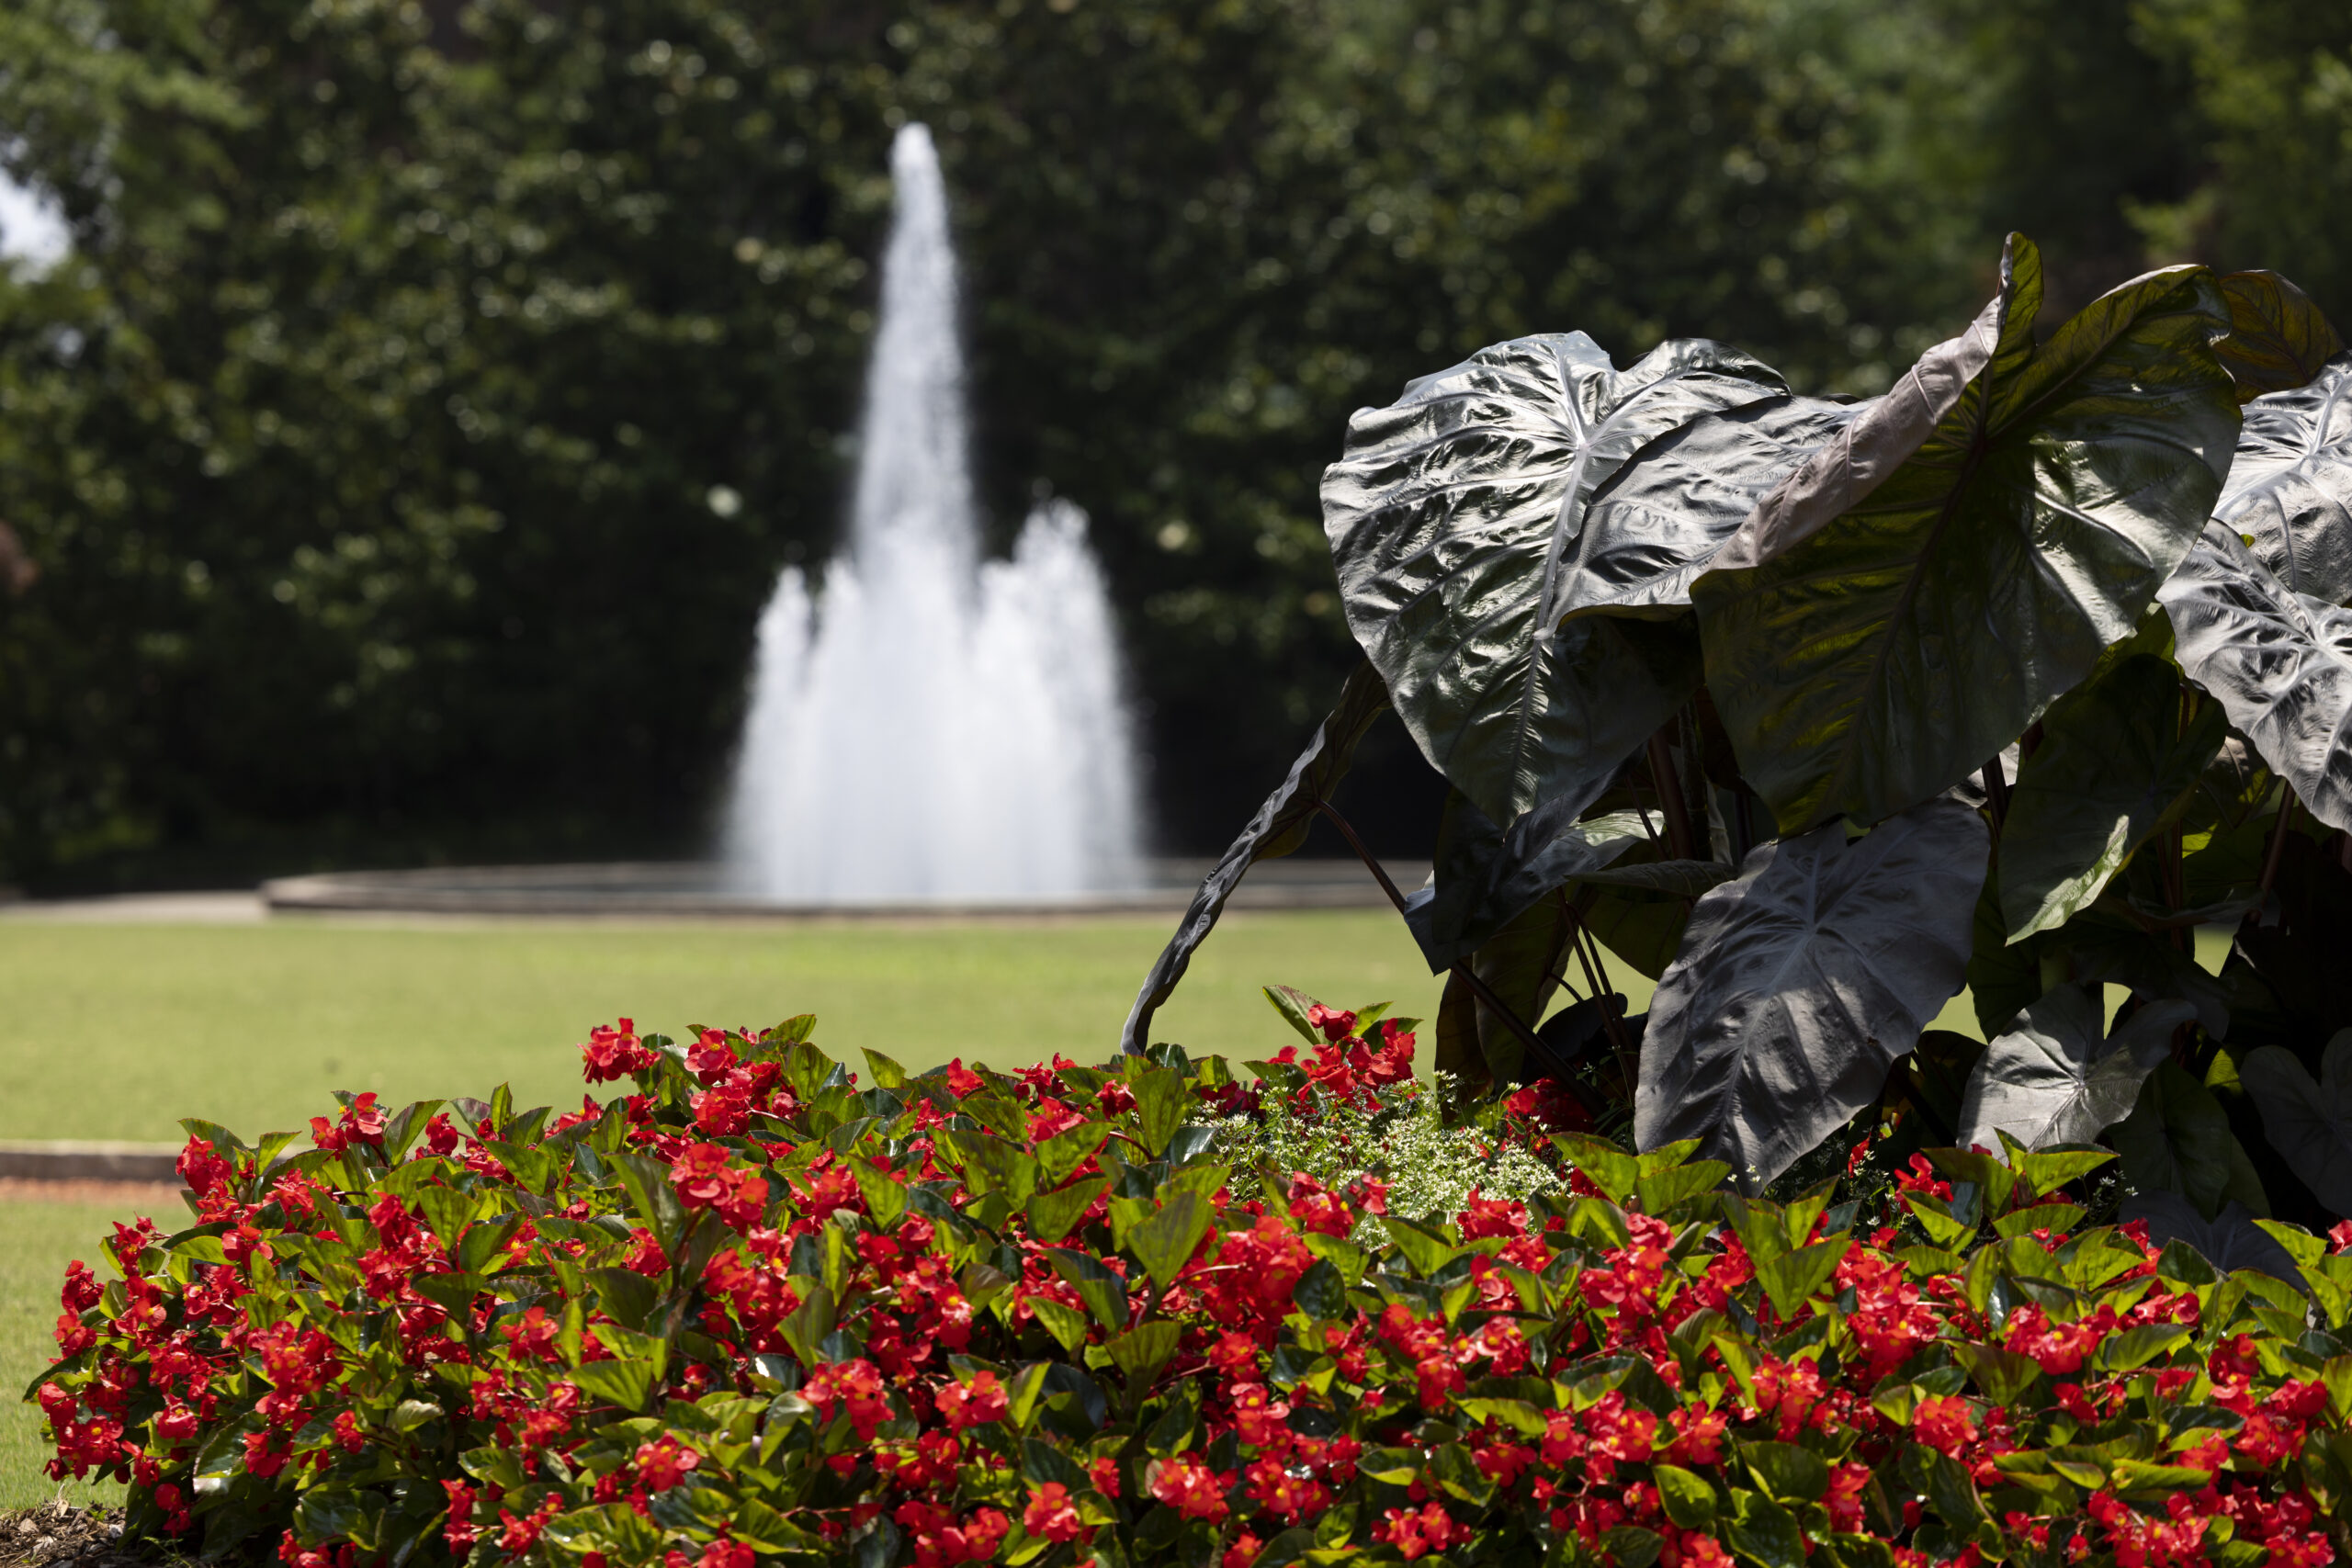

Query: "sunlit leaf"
(1955, 983), (2195, 1150)
(1322, 333), (1786, 826)
(2159, 523), (2352, 834)
(1697, 234), (2239, 829)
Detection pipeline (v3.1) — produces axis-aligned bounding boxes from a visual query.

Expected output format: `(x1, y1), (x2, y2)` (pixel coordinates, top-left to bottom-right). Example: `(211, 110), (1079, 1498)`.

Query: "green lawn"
(1, 1201), (137, 1509)
(0, 909), (1497, 1145)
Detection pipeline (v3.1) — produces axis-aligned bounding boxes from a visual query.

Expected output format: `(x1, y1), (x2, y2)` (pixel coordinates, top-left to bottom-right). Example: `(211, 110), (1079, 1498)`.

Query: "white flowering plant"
(1199, 987), (1570, 1246)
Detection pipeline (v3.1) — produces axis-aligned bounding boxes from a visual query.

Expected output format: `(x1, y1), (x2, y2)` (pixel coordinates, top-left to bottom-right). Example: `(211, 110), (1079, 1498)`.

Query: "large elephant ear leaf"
(2240, 1031), (2352, 1219)
(1321, 333), (1786, 827)
(1954, 983), (2194, 1151)
(1552, 395), (1867, 620)
(2211, 354), (2352, 604)
(1998, 651), (2228, 941)
(1120, 660), (1388, 1054)
(1634, 797), (1987, 1190)
(2159, 523), (2352, 834)
(1695, 233), (2241, 831)
(2213, 269), (2345, 402)
(2110, 1061), (2269, 1221)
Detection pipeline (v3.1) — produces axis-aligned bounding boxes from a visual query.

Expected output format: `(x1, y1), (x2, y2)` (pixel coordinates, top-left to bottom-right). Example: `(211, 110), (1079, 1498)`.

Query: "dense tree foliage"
(0, 0), (2345, 885)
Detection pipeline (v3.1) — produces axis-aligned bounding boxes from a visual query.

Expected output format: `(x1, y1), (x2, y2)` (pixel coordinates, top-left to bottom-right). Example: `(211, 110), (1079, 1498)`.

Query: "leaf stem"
(1646, 729), (1697, 862)
(2258, 786), (2299, 903)
(1980, 752), (2011, 842)
(1311, 799), (1572, 1078)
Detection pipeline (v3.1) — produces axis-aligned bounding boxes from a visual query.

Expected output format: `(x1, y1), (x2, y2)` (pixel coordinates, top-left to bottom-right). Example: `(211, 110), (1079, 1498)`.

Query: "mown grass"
(0, 1201), (132, 1510)
(0, 910), (1495, 1145)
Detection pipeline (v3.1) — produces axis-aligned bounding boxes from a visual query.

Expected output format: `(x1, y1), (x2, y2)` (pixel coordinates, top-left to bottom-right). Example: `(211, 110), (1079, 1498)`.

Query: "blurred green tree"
(0, 0), (2338, 884)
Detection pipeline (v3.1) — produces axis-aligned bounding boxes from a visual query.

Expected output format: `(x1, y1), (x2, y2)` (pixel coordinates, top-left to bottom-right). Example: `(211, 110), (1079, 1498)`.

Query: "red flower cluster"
(28, 994), (2352, 1568)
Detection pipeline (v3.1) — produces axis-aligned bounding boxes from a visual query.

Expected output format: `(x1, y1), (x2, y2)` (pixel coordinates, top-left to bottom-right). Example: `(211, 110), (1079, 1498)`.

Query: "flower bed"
(29, 1000), (2352, 1567)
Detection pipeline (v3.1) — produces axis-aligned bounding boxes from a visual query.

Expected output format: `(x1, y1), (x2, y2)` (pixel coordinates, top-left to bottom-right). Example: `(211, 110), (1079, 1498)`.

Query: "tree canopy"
(0, 0), (2344, 886)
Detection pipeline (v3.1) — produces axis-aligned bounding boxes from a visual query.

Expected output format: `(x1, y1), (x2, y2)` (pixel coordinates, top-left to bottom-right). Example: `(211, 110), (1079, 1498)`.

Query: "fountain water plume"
(726, 124), (1141, 902)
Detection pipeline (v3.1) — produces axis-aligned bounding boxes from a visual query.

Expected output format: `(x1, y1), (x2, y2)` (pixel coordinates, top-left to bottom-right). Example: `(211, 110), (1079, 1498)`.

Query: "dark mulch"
(0, 1504), (170, 1568)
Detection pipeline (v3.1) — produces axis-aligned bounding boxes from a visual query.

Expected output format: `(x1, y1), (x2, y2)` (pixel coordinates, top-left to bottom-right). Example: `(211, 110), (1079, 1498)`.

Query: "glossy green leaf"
(2112, 1062), (2270, 1219)
(1026, 1177), (1111, 1246)
(1034, 1122), (1110, 1188)
(1740, 1440), (1829, 1503)
(1322, 333), (1785, 827)
(1635, 798), (1986, 1189)
(1753, 1238), (1851, 1320)
(2213, 270), (2345, 403)
(1559, 393), (1867, 619)
(2165, 524), (2352, 841)
(1106, 1321), (1182, 1385)
(1697, 234), (2239, 830)
(571, 1357), (658, 1413)
(1949, 1341), (2042, 1404)
(1121, 659), (1389, 1054)
(2240, 1030), (2352, 1217)
(1956, 983), (2195, 1150)
(1652, 1464), (1718, 1529)
(1999, 655), (2227, 940)
(2211, 354), (2352, 603)
(1126, 1190), (1212, 1290)
(1723, 1489), (1806, 1568)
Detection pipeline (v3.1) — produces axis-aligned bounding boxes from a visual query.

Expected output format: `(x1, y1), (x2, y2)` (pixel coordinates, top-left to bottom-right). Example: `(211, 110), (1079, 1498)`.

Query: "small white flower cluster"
(1203, 1073), (1566, 1246)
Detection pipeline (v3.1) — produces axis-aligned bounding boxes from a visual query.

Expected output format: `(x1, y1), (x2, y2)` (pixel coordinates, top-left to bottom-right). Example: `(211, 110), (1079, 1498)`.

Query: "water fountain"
(722, 123), (1141, 902)
(261, 126), (1397, 919)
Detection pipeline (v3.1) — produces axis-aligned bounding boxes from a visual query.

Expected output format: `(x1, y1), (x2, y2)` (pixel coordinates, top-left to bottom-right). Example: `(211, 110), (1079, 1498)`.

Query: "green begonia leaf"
(1321, 332), (1786, 827)
(2240, 1030), (2352, 1218)
(1956, 983), (2197, 1151)
(1635, 797), (1985, 1190)
(1696, 233), (2239, 830)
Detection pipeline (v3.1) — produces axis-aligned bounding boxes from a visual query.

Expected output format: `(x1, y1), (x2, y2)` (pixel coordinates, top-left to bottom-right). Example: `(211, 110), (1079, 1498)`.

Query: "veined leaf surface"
(1997, 652), (2227, 941)
(2211, 354), (2352, 604)
(1634, 797), (1987, 1190)
(1696, 234), (2240, 830)
(1322, 333), (1786, 826)
(2160, 524), (2352, 835)
(1955, 983), (2195, 1150)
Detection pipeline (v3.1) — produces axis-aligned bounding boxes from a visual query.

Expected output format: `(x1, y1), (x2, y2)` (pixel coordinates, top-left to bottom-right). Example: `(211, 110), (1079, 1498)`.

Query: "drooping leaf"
(1121, 660), (1389, 1054)
(2159, 524), (2352, 834)
(1321, 333), (1787, 826)
(1954, 983), (2196, 1150)
(2209, 354), (2352, 604)
(2120, 1192), (2301, 1283)
(1696, 234), (2240, 830)
(2111, 1062), (2270, 1220)
(2240, 1031), (2352, 1218)
(1634, 797), (1988, 1190)
(1998, 654), (2228, 941)
(1408, 791), (1648, 970)
(2213, 269), (2345, 402)
(1554, 395), (1867, 619)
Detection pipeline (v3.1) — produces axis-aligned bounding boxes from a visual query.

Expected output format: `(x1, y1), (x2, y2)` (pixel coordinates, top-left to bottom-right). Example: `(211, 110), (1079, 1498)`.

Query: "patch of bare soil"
(0, 1503), (175, 1568)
